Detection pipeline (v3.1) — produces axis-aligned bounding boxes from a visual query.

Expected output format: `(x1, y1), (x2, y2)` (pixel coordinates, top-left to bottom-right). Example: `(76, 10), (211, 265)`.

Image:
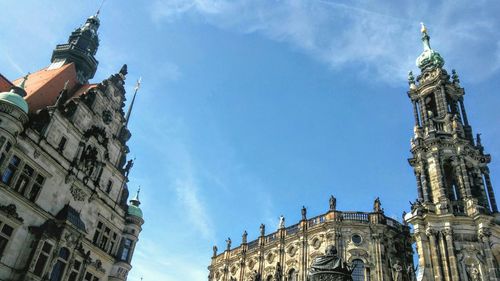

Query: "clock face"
(102, 110), (112, 124)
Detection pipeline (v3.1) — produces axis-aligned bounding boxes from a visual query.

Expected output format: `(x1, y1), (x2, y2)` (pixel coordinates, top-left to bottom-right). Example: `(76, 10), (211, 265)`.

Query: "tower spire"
(415, 23), (444, 71)
(50, 12), (101, 83)
(125, 77), (142, 127)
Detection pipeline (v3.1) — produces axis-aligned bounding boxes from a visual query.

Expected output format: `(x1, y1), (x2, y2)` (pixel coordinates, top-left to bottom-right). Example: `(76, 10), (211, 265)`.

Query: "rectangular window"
(67, 260), (81, 281)
(57, 137), (67, 152)
(105, 180), (112, 194)
(92, 222), (103, 244)
(33, 242), (53, 276)
(84, 272), (100, 281)
(0, 141), (12, 172)
(1, 155), (20, 185)
(99, 227), (110, 250)
(28, 174), (45, 202)
(0, 221), (14, 257)
(120, 239), (133, 261)
(108, 232), (118, 255)
(14, 164), (34, 194)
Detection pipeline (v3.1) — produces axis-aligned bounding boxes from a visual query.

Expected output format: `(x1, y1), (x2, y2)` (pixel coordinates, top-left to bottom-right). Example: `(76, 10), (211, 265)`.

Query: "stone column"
(414, 228), (434, 281)
(478, 228), (500, 281)
(420, 161), (431, 203)
(443, 228), (460, 281)
(420, 98), (428, 125)
(415, 171), (424, 202)
(426, 228), (443, 281)
(459, 158), (472, 197)
(372, 233), (383, 281)
(458, 98), (469, 126)
(437, 232), (451, 281)
(483, 169), (498, 212)
(412, 100), (421, 126)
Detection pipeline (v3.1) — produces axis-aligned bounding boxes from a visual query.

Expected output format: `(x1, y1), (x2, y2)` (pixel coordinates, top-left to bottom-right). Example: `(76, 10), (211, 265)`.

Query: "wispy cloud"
(150, 0), (500, 84)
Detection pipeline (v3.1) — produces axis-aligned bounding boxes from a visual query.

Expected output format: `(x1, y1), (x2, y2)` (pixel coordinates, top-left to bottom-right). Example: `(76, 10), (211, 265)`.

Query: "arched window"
(352, 259), (365, 281)
(266, 275), (273, 281)
(49, 247), (70, 281)
(288, 268), (297, 281)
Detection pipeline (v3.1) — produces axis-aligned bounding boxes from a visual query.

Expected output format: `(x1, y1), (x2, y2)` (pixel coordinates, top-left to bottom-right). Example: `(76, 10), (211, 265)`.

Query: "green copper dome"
(416, 23), (444, 70)
(127, 189), (143, 219)
(0, 88), (29, 114)
(127, 204), (143, 218)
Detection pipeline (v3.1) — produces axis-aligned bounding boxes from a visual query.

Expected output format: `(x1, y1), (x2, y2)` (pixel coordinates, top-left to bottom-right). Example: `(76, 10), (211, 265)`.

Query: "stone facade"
(208, 25), (500, 281)
(405, 25), (500, 281)
(208, 200), (414, 281)
(0, 13), (143, 281)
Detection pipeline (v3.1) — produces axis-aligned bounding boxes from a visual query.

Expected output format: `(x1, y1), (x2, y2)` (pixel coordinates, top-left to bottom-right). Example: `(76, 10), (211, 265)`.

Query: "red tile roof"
(12, 63), (80, 113)
(0, 73), (14, 92)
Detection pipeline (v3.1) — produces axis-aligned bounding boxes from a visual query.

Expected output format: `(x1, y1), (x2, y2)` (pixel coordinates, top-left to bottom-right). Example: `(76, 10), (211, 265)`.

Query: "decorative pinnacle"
(420, 22), (427, 34)
(408, 71), (415, 84)
(18, 73), (29, 89)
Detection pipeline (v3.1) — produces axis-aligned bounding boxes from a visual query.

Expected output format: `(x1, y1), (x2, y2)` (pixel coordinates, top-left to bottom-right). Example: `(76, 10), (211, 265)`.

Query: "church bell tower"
(405, 24), (500, 281)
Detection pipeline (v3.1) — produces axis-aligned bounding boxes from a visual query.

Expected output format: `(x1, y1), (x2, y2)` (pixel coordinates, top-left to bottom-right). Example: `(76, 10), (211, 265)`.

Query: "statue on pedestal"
(307, 245), (353, 281)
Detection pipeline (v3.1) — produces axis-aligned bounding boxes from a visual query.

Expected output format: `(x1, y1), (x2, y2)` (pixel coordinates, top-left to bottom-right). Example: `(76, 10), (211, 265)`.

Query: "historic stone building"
(208, 25), (500, 281)
(405, 25), (500, 281)
(0, 12), (143, 281)
(209, 197), (414, 281)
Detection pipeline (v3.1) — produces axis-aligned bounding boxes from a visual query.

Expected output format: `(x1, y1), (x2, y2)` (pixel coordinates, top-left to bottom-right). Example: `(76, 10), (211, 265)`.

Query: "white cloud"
(150, 0), (500, 84)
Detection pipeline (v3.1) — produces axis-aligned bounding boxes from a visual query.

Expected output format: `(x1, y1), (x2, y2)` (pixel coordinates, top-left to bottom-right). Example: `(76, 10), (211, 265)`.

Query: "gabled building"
(0, 12), (143, 281)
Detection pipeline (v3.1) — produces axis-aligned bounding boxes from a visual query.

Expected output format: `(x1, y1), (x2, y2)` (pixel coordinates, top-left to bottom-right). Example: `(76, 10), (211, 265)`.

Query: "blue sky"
(1, 1), (500, 280)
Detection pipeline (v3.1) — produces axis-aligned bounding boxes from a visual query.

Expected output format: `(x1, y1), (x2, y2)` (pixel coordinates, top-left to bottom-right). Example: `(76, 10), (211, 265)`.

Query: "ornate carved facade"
(405, 25), (500, 281)
(208, 199), (414, 281)
(0, 12), (143, 281)
(208, 24), (500, 281)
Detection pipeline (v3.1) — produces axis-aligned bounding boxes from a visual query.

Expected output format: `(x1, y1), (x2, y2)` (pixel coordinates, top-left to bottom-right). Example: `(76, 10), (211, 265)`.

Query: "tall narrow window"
(288, 268), (297, 281)
(33, 242), (53, 277)
(58, 137), (67, 152)
(68, 260), (81, 281)
(1, 155), (20, 185)
(49, 247), (70, 281)
(99, 227), (111, 251)
(0, 141), (11, 169)
(84, 272), (100, 281)
(28, 174), (45, 202)
(109, 232), (118, 255)
(105, 180), (112, 194)
(93, 222), (103, 244)
(0, 221), (14, 257)
(14, 164), (34, 194)
(352, 259), (365, 281)
(120, 239), (133, 262)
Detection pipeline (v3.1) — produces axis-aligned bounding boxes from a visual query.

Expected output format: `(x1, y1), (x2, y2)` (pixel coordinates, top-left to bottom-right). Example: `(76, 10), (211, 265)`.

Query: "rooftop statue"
(308, 245), (353, 281)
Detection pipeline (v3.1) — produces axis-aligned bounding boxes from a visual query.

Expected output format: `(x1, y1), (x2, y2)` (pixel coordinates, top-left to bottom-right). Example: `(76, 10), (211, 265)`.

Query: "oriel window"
(1, 155), (20, 185)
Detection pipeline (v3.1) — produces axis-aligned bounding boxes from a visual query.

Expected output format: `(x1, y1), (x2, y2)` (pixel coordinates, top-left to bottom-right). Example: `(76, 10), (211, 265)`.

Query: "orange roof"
(12, 63), (80, 113)
(0, 73), (14, 92)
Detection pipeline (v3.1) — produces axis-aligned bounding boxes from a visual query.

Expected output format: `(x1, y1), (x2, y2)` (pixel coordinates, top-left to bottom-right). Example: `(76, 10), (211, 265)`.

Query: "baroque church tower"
(405, 24), (500, 281)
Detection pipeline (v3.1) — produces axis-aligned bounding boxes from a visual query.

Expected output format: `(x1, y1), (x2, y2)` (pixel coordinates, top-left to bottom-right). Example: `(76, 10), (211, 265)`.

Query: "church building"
(0, 12), (143, 281)
(208, 25), (500, 281)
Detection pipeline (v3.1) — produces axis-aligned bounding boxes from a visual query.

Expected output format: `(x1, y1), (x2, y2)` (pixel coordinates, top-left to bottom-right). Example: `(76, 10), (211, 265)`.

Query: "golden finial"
(420, 22), (427, 34)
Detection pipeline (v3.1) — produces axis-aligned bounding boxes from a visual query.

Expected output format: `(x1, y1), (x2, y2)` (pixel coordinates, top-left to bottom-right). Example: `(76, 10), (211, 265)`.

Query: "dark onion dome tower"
(405, 24), (500, 281)
(50, 12), (100, 83)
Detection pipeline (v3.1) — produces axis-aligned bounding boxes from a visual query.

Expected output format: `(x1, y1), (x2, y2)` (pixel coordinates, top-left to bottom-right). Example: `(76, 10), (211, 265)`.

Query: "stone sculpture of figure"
(402, 211), (408, 226)
(392, 261), (403, 281)
(119, 64), (128, 77)
(123, 159), (134, 177)
(301, 206), (307, 220)
(260, 223), (266, 236)
(226, 237), (232, 251)
(466, 264), (481, 281)
(278, 215), (285, 229)
(242, 230), (248, 244)
(252, 270), (261, 281)
(212, 245), (218, 257)
(406, 265), (417, 281)
(274, 262), (283, 281)
(308, 245), (353, 281)
(373, 197), (382, 213)
(329, 195), (337, 211)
